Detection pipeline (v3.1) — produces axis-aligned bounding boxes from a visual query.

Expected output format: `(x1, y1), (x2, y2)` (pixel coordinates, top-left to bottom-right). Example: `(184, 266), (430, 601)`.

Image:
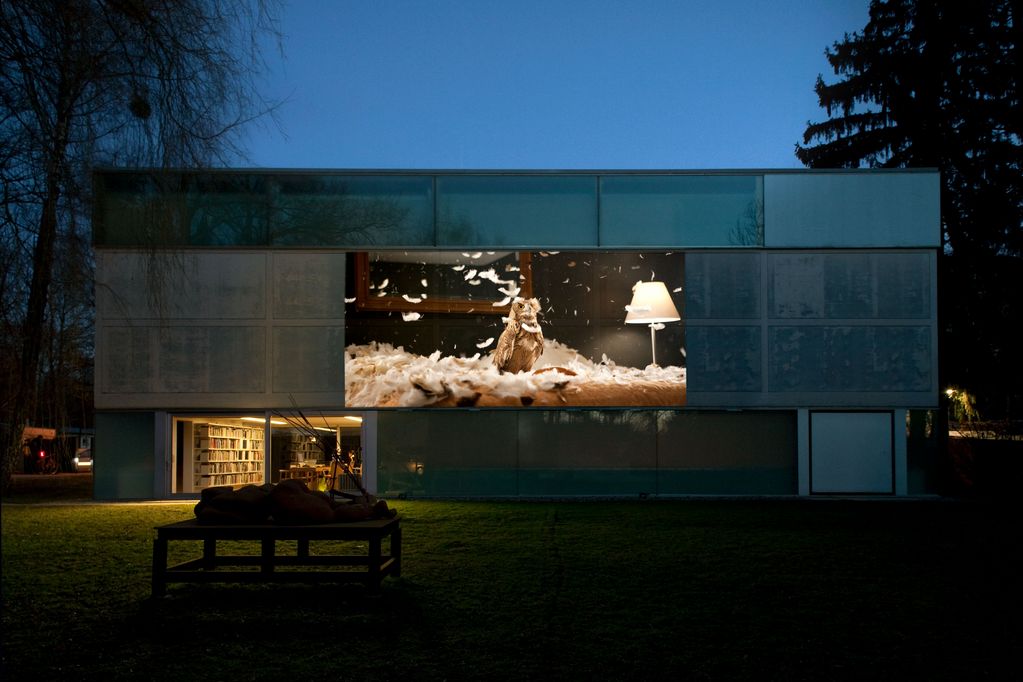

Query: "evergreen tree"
(798, 0), (1022, 420)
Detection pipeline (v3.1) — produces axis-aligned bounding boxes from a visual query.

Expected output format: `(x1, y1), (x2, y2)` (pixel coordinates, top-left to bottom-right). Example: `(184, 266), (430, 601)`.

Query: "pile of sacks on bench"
(194, 479), (395, 525)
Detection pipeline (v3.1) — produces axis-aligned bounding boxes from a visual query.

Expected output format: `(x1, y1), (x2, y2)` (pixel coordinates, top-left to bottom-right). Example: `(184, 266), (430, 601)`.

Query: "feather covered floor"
(344, 339), (686, 407)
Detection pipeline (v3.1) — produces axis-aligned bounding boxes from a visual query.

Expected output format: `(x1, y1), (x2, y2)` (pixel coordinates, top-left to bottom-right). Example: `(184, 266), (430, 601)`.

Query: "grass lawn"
(2, 484), (1020, 680)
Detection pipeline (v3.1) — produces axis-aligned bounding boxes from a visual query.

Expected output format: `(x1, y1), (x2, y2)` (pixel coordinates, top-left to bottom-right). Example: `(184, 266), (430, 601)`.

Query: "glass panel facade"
(95, 171), (769, 248)
(600, 175), (763, 247)
(436, 175), (598, 246)
(272, 175), (434, 246)
(373, 409), (795, 498)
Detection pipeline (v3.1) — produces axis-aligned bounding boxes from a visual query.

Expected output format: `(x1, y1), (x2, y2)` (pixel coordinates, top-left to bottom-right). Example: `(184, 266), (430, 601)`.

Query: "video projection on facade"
(344, 251), (686, 408)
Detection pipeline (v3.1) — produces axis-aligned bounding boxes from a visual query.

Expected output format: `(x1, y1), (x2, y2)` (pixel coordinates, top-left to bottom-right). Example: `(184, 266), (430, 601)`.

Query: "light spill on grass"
(2, 499), (1019, 680)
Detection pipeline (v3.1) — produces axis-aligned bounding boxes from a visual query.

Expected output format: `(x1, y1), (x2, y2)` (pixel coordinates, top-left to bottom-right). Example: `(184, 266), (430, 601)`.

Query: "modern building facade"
(92, 169), (941, 499)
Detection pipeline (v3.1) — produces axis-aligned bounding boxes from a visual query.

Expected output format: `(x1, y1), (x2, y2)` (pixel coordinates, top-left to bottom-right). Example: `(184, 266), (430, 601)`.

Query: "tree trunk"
(1, 168), (62, 493)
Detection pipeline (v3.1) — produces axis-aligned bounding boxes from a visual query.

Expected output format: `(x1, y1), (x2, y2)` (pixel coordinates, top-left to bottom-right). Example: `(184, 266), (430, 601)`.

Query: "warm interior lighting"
(241, 417), (287, 425)
(625, 281), (681, 366)
(342, 416), (364, 424)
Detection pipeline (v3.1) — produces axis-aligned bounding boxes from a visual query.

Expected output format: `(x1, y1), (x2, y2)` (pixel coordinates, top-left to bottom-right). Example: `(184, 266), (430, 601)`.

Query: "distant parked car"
(73, 447), (93, 472)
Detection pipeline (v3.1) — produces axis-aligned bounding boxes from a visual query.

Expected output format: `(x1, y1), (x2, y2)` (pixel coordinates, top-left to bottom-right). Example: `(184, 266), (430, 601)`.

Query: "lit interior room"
(343, 250), (687, 408)
(171, 414), (364, 494)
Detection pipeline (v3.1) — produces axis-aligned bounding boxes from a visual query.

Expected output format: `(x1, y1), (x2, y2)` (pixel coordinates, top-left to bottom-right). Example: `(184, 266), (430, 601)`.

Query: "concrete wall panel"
(96, 251), (266, 320)
(271, 326), (345, 394)
(272, 252), (348, 319)
(96, 250), (347, 409)
(685, 252), (760, 319)
(686, 326), (762, 392)
(687, 249), (937, 407)
(768, 252), (931, 319)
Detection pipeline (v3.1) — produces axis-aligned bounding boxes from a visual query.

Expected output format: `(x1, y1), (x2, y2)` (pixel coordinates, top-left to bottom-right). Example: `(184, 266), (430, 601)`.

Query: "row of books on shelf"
(196, 425), (261, 438)
(195, 461), (264, 474)
(195, 450), (263, 462)
(195, 472), (264, 486)
(196, 438), (264, 450)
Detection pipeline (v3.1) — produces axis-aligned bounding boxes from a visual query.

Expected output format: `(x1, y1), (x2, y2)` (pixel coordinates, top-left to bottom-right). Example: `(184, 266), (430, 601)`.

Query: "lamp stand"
(649, 323), (658, 367)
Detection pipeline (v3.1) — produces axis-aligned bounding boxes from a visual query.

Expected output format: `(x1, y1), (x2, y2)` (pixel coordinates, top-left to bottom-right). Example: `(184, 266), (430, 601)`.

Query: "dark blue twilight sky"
(247, 0), (871, 170)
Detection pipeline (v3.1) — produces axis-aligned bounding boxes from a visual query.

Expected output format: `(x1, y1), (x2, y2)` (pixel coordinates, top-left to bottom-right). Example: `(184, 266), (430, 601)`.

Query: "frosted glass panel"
(811, 411), (893, 493)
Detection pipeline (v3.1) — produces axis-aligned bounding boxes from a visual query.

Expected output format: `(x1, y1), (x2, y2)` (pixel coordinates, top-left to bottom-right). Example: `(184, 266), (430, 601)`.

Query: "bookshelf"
(190, 422), (265, 491)
(285, 433), (325, 467)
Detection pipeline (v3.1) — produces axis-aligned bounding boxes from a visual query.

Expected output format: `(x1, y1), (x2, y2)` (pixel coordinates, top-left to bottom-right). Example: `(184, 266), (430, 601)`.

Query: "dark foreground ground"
(2, 476), (1020, 681)
(5, 473), (94, 502)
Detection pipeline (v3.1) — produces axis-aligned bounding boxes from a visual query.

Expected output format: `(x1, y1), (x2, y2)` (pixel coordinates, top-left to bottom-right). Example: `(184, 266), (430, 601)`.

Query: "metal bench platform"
(152, 516), (401, 597)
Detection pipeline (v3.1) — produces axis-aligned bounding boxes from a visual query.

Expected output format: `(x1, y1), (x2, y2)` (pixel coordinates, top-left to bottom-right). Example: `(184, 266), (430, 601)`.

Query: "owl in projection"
(493, 298), (544, 373)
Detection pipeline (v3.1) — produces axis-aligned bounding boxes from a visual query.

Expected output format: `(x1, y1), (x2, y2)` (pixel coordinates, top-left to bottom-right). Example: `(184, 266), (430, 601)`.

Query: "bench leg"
(203, 538), (217, 570)
(261, 537), (275, 574)
(391, 526), (402, 578)
(368, 536), (381, 594)
(152, 537), (168, 598)
(297, 538), (309, 558)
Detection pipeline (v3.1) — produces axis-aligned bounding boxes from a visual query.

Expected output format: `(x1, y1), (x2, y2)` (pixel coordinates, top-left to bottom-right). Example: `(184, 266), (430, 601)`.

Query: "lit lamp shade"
(625, 281), (680, 324)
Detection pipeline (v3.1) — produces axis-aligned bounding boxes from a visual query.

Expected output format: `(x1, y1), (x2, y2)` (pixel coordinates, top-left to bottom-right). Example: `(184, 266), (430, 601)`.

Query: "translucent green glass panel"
(96, 173), (273, 246)
(656, 411), (796, 494)
(764, 172), (940, 247)
(600, 175), (763, 247)
(94, 173), (191, 246)
(376, 411), (519, 497)
(186, 174), (271, 246)
(436, 175), (597, 247)
(371, 409), (797, 498)
(96, 171), (770, 248)
(93, 412), (155, 500)
(272, 175), (434, 247)
(517, 411), (658, 496)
